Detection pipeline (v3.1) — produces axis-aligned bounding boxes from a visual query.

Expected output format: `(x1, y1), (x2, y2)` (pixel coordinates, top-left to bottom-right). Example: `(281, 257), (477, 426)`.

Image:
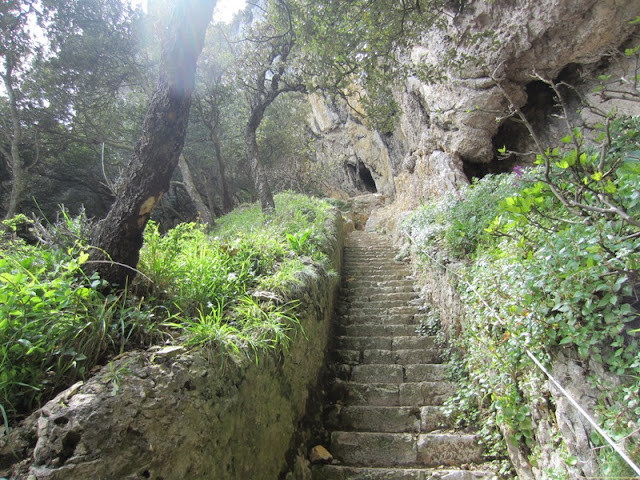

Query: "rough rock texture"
(310, 0), (640, 233)
(309, 95), (395, 199)
(549, 350), (623, 479)
(0, 213), (344, 480)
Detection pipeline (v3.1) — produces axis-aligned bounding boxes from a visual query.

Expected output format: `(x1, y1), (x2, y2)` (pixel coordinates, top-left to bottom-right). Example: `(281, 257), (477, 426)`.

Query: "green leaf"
(560, 134), (572, 144)
(624, 46), (640, 56)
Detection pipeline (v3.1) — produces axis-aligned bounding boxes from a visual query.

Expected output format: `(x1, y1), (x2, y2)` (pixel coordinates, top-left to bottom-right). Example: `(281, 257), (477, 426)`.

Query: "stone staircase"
(312, 231), (497, 480)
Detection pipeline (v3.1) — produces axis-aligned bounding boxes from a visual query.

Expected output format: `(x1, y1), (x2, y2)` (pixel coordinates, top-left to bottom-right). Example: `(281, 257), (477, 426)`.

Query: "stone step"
(337, 300), (419, 312)
(338, 299), (419, 309)
(339, 293), (420, 305)
(329, 432), (484, 467)
(343, 270), (413, 278)
(338, 364), (404, 383)
(343, 272), (414, 282)
(344, 250), (395, 256)
(312, 465), (497, 480)
(332, 381), (455, 406)
(343, 266), (410, 274)
(337, 324), (419, 337)
(341, 284), (417, 295)
(339, 306), (423, 317)
(343, 261), (404, 267)
(342, 279), (416, 287)
(339, 291), (418, 301)
(342, 258), (412, 270)
(335, 336), (437, 352)
(334, 349), (443, 366)
(404, 364), (449, 382)
(337, 364), (449, 383)
(328, 405), (454, 433)
(338, 313), (423, 327)
(344, 256), (407, 263)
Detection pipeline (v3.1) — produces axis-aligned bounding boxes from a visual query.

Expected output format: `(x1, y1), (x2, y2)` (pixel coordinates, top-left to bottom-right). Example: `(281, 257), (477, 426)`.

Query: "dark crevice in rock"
(53, 415), (69, 427)
(59, 430), (82, 466)
(461, 155), (516, 180)
(469, 63), (586, 181)
(346, 160), (377, 193)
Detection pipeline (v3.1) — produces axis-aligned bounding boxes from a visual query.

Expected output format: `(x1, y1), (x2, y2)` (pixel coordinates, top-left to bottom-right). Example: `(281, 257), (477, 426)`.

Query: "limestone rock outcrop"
(310, 0), (640, 232)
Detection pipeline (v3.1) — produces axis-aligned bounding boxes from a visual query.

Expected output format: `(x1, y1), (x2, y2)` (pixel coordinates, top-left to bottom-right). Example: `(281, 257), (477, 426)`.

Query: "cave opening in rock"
(347, 160), (378, 193)
(465, 64), (584, 181)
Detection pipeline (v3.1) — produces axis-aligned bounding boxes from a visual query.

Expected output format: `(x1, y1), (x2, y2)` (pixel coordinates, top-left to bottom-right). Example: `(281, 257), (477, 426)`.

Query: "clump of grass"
(138, 192), (334, 360)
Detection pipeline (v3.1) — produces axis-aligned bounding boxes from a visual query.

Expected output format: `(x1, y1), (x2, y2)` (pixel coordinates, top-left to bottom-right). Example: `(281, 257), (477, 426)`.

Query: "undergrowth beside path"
(404, 115), (640, 477)
(0, 192), (336, 428)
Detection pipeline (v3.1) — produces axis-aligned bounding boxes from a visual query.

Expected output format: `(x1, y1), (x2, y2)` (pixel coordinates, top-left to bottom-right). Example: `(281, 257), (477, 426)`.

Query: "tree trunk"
(88, 0), (216, 288)
(245, 112), (275, 214)
(210, 127), (234, 213)
(178, 154), (214, 224)
(2, 66), (26, 220)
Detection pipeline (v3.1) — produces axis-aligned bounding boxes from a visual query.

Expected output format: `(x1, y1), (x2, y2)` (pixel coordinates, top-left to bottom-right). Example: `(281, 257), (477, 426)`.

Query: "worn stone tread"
(328, 405), (453, 433)
(312, 465), (498, 480)
(333, 380), (455, 406)
(329, 432), (484, 467)
(334, 348), (442, 365)
(336, 364), (448, 383)
(338, 324), (419, 337)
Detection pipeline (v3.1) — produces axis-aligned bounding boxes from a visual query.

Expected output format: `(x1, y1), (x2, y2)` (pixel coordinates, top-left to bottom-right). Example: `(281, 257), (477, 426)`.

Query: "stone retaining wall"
(0, 212), (344, 480)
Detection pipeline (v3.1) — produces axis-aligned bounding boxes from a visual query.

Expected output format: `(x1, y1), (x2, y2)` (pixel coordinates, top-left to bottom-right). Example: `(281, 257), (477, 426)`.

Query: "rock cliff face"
(310, 0), (640, 233)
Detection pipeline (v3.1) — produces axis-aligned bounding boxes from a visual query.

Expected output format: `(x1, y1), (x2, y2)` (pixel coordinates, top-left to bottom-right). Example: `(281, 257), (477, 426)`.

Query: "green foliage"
(405, 116), (640, 473)
(0, 237), (158, 417)
(1, 214), (32, 233)
(405, 173), (521, 259)
(163, 297), (301, 365)
(293, 0), (445, 128)
(138, 192), (334, 364)
(0, 193), (335, 423)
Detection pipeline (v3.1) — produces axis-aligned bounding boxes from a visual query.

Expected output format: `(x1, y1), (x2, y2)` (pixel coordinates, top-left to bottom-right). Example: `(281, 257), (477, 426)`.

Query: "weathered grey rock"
(310, 0), (640, 235)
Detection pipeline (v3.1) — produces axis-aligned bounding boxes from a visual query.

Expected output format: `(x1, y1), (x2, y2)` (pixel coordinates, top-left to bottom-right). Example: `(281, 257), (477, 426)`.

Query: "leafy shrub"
(404, 173), (522, 259)
(405, 115), (640, 473)
(0, 241), (159, 417)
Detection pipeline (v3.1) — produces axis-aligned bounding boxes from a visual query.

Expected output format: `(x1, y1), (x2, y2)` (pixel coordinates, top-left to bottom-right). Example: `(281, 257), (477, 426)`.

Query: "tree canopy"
(0, 0), (442, 283)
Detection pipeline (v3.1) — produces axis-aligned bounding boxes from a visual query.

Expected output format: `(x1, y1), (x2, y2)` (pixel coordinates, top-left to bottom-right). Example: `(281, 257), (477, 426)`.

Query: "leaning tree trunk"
(245, 112), (275, 214)
(88, 0), (216, 288)
(178, 154), (214, 224)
